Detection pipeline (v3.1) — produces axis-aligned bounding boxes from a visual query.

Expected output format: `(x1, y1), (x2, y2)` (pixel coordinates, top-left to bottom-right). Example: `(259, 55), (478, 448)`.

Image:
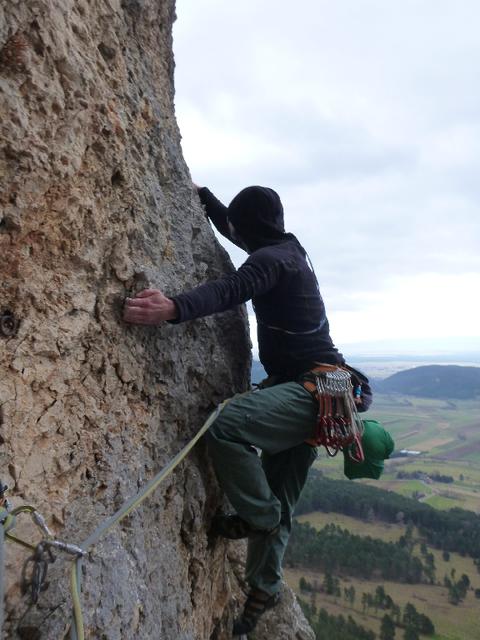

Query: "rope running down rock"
(1, 400), (229, 640)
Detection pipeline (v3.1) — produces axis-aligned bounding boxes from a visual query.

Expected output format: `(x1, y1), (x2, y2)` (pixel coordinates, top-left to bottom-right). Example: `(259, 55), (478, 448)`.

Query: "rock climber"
(123, 184), (372, 635)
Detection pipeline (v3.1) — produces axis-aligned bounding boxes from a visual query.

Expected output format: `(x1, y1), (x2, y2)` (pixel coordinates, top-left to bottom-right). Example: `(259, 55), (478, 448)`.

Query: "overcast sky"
(173, 1), (479, 353)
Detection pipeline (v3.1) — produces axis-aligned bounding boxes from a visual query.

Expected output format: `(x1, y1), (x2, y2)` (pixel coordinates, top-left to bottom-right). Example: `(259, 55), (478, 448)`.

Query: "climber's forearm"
(197, 187), (232, 239)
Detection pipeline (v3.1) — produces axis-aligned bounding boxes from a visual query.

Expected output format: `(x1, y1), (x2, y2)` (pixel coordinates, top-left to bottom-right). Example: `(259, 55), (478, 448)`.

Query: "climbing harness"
(301, 364), (365, 461)
(0, 401), (229, 640)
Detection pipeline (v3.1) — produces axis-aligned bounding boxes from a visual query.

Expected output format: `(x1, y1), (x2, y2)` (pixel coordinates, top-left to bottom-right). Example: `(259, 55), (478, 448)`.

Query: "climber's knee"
(208, 403), (243, 441)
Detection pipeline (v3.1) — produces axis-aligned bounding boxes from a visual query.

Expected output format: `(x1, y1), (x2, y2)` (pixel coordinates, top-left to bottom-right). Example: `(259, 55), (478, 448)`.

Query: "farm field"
(372, 395), (480, 456)
(296, 511), (403, 543)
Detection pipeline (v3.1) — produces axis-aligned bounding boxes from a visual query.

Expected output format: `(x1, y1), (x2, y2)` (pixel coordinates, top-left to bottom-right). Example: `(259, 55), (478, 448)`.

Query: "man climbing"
(123, 185), (372, 635)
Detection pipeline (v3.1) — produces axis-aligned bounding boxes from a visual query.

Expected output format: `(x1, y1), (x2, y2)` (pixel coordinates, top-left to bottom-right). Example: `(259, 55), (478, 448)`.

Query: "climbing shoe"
(211, 513), (279, 540)
(232, 589), (281, 635)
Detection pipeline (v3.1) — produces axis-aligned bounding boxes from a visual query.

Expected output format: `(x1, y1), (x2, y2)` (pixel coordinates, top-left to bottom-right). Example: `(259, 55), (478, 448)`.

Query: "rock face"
(0, 2), (314, 639)
(250, 586), (315, 640)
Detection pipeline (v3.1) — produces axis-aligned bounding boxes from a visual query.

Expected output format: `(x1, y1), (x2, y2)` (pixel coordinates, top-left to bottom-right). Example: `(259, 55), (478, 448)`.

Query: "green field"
(288, 510), (480, 640)
(297, 511), (403, 542)
(372, 394), (480, 459)
(314, 394), (480, 512)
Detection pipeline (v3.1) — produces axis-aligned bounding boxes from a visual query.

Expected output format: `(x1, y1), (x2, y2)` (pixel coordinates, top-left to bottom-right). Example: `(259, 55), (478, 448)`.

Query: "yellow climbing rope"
(69, 398), (229, 639)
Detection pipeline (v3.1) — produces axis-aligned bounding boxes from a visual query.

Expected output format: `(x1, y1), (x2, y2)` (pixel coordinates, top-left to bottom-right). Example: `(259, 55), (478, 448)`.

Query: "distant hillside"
(375, 365), (480, 399)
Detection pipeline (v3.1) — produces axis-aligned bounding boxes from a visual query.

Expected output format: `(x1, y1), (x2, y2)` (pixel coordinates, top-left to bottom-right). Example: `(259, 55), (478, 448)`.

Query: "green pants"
(207, 382), (318, 595)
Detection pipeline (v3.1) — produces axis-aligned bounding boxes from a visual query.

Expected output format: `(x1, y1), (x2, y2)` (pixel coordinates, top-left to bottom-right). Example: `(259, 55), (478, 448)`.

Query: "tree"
(460, 573), (470, 589)
(380, 614), (396, 640)
(350, 585), (356, 608)
(299, 576), (309, 592)
(424, 552), (436, 583)
(403, 603), (418, 628)
(344, 585), (356, 608)
(418, 613), (435, 635)
(391, 603), (402, 624)
(366, 593), (374, 611)
(405, 523), (414, 541)
(323, 572), (335, 595)
(362, 592), (368, 613)
(404, 627), (419, 640)
(333, 576), (341, 599)
(448, 584), (461, 605)
(294, 472), (480, 560)
(375, 585), (387, 610)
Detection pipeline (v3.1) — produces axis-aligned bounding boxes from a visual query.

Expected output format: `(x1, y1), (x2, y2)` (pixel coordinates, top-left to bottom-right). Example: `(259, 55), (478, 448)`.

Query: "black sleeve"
(171, 252), (283, 322)
(198, 187), (245, 249)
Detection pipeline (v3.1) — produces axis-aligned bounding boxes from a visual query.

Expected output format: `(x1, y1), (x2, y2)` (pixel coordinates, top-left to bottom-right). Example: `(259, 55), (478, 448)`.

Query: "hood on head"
(227, 186), (286, 251)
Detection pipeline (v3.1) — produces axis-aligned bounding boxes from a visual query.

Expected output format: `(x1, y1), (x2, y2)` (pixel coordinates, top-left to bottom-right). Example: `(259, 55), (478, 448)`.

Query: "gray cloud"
(174, 0), (480, 341)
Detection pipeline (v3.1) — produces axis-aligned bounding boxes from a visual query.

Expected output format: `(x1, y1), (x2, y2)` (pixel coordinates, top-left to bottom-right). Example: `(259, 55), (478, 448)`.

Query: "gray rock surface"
(250, 587), (315, 640)
(0, 1), (315, 638)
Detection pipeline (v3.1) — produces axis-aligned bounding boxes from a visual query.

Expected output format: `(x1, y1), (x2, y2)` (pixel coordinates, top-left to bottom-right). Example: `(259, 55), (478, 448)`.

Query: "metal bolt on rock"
(0, 311), (19, 337)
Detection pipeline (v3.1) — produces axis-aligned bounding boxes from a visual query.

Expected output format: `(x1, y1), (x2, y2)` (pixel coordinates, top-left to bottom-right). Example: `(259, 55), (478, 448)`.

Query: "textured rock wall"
(0, 1), (314, 639)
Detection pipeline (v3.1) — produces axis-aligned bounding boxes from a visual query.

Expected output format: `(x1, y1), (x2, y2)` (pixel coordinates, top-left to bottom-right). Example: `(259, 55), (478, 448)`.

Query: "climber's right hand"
(123, 289), (178, 324)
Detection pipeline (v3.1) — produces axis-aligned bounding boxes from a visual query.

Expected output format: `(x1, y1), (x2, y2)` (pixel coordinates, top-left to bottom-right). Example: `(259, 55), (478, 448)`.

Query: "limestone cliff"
(0, 2), (314, 638)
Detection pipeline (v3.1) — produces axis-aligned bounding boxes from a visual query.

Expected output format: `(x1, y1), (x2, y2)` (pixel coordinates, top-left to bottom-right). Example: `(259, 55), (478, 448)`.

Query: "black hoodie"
(171, 186), (344, 379)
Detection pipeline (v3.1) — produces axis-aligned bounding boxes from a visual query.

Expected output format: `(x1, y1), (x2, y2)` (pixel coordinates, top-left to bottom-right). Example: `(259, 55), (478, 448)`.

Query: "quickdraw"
(302, 364), (365, 461)
(21, 542), (55, 603)
(0, 486), (86, 637)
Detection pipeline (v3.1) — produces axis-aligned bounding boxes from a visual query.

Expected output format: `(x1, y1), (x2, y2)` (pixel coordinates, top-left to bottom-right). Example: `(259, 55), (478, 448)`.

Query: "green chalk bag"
(343, 419), (395, 480)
